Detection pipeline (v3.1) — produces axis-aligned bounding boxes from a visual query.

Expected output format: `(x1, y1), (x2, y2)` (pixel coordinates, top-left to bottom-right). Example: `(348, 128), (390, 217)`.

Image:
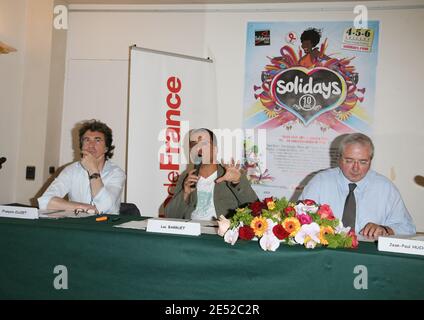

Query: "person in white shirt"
(38, 120), (126, 214)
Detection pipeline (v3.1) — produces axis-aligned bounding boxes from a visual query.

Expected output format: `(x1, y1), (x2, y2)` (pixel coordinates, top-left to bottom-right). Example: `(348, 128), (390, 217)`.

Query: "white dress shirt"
(38, 160), (126, 214)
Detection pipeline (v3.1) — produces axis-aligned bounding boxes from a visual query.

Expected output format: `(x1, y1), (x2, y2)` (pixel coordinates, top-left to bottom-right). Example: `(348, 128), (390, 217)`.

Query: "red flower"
(263, 197), (274, 205)
(317, 204), (335, 220)
(249, 201), (265, 216)
(348, 230), (359, 248)
(303, 199), (316, 206)
(284, 206), (296, 216)
(273, 224), (290, 240)
(239, 226), (255, 240)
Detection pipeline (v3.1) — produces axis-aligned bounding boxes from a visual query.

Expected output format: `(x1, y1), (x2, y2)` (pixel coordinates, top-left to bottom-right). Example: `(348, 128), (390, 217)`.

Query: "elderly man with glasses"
(300, 133), (415, 238)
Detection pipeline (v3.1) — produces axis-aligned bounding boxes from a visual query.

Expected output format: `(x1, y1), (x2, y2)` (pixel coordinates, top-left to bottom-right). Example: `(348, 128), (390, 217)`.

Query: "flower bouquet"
(217, 198), (358, 251)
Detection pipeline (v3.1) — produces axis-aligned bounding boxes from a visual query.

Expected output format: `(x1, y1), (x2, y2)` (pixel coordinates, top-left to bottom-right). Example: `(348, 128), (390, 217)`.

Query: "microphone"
(194, 161), (202, 176)
(0, 157), (6, 169)
(192, 156), (202, 188)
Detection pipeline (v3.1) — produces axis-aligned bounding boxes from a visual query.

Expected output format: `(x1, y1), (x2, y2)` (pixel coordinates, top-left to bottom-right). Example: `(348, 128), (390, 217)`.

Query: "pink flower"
(348, 230), (359, 248)
(317, 204), (335, 220)
(217, 215), (231, 237)
(297, 213), (313, 225)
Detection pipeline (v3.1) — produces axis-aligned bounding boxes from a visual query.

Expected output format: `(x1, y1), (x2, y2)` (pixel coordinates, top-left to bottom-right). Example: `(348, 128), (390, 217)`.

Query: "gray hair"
(338, 133), (374, 159)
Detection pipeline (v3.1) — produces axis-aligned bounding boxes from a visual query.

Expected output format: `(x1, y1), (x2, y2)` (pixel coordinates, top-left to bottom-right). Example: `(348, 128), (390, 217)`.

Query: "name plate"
(378, 234), (424, 256)
(0, 205), (39, 220)
(146, 218), (201, 236)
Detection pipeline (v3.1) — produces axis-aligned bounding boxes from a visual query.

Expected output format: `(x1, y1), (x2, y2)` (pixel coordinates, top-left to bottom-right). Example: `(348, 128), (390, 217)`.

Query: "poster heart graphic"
(270, 67), (347, 125)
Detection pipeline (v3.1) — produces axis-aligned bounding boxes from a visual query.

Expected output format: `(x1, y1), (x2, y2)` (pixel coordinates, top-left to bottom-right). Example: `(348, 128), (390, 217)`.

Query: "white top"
(37, 160), (126, 214)
(191, 171), (218, 221)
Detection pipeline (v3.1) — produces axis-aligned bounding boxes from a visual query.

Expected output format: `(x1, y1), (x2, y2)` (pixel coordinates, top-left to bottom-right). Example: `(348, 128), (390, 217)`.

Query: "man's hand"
(80, 150), (100, 175)
(183, 169), (199, 201)
(360, 223), (394, 238)
(215, 158), (241, 185)
(47, 197), (98, 213)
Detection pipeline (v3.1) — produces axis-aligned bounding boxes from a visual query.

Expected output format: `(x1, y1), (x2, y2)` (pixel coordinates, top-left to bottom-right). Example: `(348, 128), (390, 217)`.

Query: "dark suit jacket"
(164, 164), (258, 219)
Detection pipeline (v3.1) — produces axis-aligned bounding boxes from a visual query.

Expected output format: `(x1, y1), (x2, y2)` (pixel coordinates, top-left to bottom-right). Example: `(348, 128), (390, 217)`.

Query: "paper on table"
(38, 210), (97, 219)
(114, 220), (149, 230)
(192, 219), (218, 235)
(356, 234), (378, 242)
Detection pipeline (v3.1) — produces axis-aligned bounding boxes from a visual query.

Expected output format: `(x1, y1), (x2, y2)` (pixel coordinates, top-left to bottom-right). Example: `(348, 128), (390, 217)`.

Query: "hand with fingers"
(360, 222), (393, 238)
(215, 158), (242, 185)
(183, 169), (200, 201)
(80, 150), (100, 175)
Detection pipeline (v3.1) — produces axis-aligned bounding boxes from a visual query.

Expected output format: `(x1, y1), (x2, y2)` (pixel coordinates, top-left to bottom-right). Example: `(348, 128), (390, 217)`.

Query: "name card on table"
(378, 234), (424, 256)
(146, 218), (201, 236)
(0, 205), (39, 219)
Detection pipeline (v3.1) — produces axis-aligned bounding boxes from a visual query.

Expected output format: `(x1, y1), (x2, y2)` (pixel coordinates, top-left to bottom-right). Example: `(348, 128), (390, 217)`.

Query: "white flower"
(224, 227), (239, 245)
(305, 239), (317, 249)
(259, 232), (280, 251)
(294, 222), (321, 245)
(294, 203), (318, 215)
(217, 215), (231, 237)
(335, 220), (351, 235)
(265, 218), (277, 233)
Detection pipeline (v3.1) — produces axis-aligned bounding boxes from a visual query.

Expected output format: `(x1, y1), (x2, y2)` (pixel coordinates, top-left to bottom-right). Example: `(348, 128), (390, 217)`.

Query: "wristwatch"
(89, 172), (101, 180)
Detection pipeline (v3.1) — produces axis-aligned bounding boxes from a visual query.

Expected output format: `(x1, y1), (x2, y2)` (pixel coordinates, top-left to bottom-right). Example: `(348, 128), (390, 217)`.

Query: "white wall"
(60, 1), (424, 230)
(16, 0), (55, 205)
(0, 0), (27, 204)
(0, 0), (67, 206)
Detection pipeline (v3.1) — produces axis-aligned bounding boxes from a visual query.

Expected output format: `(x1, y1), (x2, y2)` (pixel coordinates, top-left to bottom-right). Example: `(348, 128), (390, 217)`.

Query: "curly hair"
(300, 28), (322, 48)
(78, 119), (115, 159)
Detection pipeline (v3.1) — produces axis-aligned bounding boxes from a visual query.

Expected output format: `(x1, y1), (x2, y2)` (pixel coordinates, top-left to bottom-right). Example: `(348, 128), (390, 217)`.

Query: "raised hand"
(215, 158), (241, 185)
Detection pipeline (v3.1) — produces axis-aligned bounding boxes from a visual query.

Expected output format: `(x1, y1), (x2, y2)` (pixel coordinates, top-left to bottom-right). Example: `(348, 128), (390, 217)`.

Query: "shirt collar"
(337, 167), (374, 192)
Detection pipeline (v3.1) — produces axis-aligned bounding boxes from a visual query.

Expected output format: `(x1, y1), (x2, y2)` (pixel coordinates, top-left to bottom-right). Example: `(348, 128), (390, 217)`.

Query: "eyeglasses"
(74, 208), (97, 216)
(341, 157), (370, 166)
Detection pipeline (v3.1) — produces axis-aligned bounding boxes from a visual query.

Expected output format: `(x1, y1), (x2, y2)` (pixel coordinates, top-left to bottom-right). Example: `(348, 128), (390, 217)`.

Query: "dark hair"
(300, 28), (322, 48)
(78, 119), (115, 159)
